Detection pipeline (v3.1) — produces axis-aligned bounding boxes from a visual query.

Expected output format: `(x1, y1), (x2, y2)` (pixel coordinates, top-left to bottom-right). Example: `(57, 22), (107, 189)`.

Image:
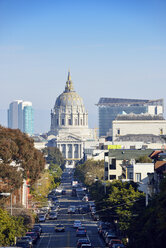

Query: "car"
(16, 240), (31, 248)
(33, 224), (42, 233)
(105, 233), (118, 245)
(54, 224), (65, 232)
(20, 236), (33, 247)
(80, 244), (94, 248)
(68, 205), (76, 214)
(31, 227), (41, 238)
(48, 211), (58, 220)
(62, 189), (66, 195)
(76, 238), (91, 248)
(26, 232), (38, 244)
(92, 214), (99, 221)
(82, 195), (88, 202)
(108, 239), (122, 248)
(76, 227), (87, 237)
(38, 214), (46, 222)
(73, 220), (82, 228)
(112, 244), (126, 248)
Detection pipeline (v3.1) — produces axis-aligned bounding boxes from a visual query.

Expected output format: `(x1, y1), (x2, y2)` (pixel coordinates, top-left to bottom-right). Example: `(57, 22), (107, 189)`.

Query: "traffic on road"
(12, 168), (125, 248)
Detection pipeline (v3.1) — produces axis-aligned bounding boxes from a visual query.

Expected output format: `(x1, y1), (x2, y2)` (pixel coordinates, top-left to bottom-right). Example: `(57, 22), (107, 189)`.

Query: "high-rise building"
(8, 100), (34, 135)
(96, 98), (164, 137)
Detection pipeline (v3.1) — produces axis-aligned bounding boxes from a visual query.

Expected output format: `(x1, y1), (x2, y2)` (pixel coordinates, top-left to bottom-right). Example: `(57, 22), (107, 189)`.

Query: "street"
(34, 170), (105, 248)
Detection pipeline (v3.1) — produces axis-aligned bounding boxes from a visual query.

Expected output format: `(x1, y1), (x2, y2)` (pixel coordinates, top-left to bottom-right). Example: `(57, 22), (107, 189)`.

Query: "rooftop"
(115, 113), (164, 121)
(96, 97), (164, 107)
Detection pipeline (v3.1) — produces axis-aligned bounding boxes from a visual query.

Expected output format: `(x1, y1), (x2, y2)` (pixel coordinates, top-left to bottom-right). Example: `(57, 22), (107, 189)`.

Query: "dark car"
(62, 189), (66, 195)
(33, 224), (42, 233)
(76, 238), (91, 248)
(20, 236), (33, 247)
(16, 240), (31, 248)
(31, 227), (41, 238)
(26, 232), (38, 244)
(76, 227), (87, 237)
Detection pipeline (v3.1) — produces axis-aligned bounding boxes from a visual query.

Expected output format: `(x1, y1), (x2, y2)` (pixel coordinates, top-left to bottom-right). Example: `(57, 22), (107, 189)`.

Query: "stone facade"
(49, 71), (95, 166)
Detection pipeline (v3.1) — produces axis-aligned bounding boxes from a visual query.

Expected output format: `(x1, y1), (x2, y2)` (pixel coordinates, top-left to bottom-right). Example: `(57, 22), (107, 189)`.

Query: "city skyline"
(0, 0), (166, 133)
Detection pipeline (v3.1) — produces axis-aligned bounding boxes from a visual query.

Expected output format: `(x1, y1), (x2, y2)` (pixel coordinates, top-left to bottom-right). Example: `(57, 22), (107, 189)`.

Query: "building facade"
(112, 114), (166, 142)
(8, 100), (34, 136)
(96, 98), (164, 137)
(49, 71), (96, 167)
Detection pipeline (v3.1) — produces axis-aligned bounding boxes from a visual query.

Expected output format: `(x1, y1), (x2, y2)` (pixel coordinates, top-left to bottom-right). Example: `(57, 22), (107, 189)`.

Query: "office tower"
(8, 100), (22, 129)
(96, 98), (164, 137)
(8, 100), (34, 136)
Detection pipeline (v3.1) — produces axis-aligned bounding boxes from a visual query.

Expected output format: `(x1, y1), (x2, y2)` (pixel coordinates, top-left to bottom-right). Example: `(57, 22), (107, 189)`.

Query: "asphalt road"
(34, 171), (105, 248)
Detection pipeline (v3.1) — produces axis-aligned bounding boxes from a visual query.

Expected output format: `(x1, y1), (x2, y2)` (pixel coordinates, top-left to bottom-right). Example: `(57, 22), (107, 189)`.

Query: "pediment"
(57, 133), (82, 142)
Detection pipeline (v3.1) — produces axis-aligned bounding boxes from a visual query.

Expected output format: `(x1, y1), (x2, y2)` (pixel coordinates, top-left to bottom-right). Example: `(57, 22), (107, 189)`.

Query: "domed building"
(49, 71), (96, 167)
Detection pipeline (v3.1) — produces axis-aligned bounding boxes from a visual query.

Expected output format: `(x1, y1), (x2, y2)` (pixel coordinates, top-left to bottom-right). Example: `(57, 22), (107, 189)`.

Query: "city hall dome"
(54, 71), (84, 108)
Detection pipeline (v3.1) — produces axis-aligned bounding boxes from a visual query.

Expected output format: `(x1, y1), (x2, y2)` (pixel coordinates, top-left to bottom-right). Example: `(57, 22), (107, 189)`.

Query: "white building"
(48, 71), (96, 167)
(112, 114), (166, 143)
(127, 163), (154, 193)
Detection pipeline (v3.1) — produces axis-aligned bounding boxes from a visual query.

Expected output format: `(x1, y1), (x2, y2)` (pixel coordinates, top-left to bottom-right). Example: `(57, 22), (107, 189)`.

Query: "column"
(66, 144), (68, 159)
(72, 144), (74, 159)
(78, 144), (80, 159)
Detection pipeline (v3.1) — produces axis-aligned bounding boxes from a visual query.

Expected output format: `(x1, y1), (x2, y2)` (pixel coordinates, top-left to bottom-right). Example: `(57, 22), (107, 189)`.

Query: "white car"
(73, 220), (82, 228)
(38, 214), (46, 222)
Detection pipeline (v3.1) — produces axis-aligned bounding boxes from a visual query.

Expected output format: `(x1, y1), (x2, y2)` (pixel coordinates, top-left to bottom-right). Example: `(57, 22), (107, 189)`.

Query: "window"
(68, 119), (72, 125)
(56, 119), (59, 125)
(117, 129), (120, 135)
(105, 167), (108, 171)
(75, 119), (78, 125)
(81, 119), (83, 125)
(135, 173), (141, 182)
(110, 175), (116, 180)
(62, 119), (65, 125)
(129, 172), (133, 180)
(110, 159), (116, 169)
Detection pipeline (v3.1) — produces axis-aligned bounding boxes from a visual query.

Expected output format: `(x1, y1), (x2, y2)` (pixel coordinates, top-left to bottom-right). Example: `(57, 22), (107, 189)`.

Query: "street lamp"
(0, 192), (12, 215)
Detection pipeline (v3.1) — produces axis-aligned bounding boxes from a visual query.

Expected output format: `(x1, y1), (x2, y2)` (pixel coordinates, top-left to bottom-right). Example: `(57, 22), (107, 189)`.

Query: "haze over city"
(0, 0), (166, 133)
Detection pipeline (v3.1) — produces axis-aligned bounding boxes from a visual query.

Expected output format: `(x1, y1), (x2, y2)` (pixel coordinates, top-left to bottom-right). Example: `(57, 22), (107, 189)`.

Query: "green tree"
(75, 159), (104, 186)
(43, 147), (64, 167)
(0, 208), (25, 246)
(136, 155), (152, 163)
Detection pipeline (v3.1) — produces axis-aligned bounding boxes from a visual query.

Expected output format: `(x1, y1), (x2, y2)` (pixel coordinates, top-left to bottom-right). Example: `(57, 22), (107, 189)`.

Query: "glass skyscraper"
(96, 98), (164, 137)
(8, 100), (34, 136)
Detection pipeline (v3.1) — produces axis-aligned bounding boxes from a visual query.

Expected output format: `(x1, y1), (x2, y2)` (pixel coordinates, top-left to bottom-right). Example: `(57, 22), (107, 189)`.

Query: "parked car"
(54, 224), (65, 232)
(62, 189), (66, 195)
(33, 224), (42, 233)
(108, 239), (122, 248)
(112, 244), (126, 248)
(76, 238), (91, 248)
(26, 232), (38, 244)
(48, 211), (57, 220)
(73, 220), (82, 228)
(76, 227), (87, 237)
(19, 236), (33, 247)
(31, 227), (41, 238)
(38, 214), (46, 222)
(80, 244), (94, 248)
(16, 240), (31, 248)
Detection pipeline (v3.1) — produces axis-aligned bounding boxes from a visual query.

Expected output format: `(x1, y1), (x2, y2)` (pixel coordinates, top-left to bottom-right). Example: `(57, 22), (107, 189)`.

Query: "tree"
(43, 147), (64, 169)
(0, 126), (45, 187)
(75, 159), (104, 186)
(128, 177), (166, 248)
(0, 208), (25, 246)
(136, 155), (152, 163)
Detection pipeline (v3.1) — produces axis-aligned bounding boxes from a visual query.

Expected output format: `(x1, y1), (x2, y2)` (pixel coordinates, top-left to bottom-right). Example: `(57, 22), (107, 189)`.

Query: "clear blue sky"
(0, 0), (166, 133)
